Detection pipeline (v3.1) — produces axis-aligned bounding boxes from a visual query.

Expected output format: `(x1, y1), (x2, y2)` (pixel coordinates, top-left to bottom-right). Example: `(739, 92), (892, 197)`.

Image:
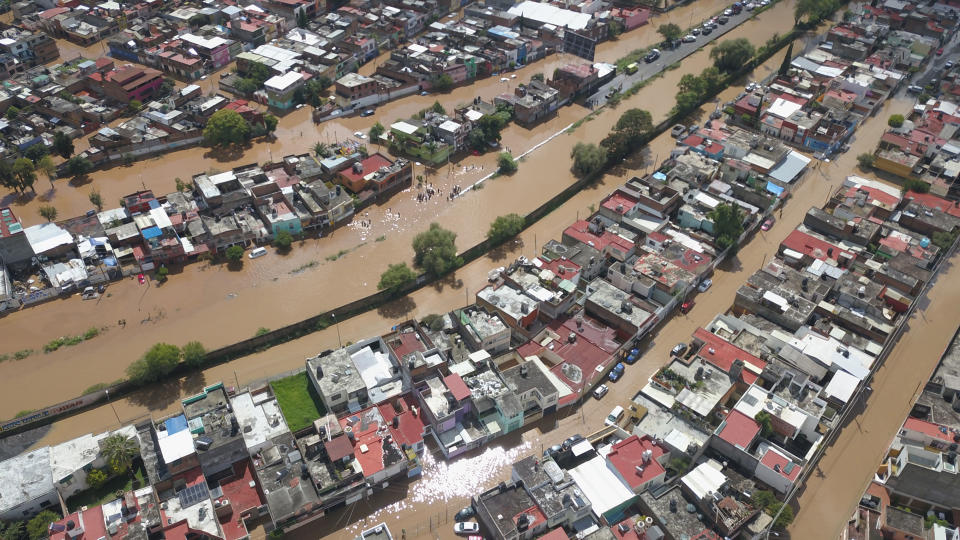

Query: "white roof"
(351, 346), (396, 390)
(157, 429), (195, 464)
(391, 121), (418, 135)
(264, 71), (303, 92)
(743, 152), (776, 170)
(767, 98), (803, 120)
(98, 207), (129, 227)
(149, 207), (173, 230)
(438, 120), (461, 132)
(465, 109), (484, 122)
(568, 455), (635, 518)
(693, 191), (720, 209)
(507, 1), (592, 30)
(843, 175), (902, 200)
(0, 446), (53, 513)
(823, 369), (859, 403)
(681, 462), (726, 501)
(180, 33), (228, 50)
(24, 222), (73, 254)
(209, 171), (236, 185)
(231, 392), (289, 452)
(769, 151), (811, 184)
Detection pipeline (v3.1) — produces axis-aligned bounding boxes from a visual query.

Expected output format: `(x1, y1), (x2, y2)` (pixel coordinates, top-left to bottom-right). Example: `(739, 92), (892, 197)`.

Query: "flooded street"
(0, 0), (803, 418)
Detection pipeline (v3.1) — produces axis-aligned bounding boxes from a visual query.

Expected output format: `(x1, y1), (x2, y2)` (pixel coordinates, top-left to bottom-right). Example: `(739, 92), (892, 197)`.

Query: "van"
(605, 406), (625, 426)
(248, 247), (267, 259)
(625, 62), (639, 75)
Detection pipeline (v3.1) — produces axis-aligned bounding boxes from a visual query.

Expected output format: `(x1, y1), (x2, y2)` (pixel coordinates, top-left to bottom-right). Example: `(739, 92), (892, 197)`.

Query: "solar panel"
(178, 483), (210, 508)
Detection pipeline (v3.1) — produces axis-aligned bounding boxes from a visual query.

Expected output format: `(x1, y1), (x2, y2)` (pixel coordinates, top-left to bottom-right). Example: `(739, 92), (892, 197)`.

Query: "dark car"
(671, 343), (688, 356)
(455, 506), (476, 521)
(360, 109), (375, 117)
(608, 362), (626, 382)
(644, 49), (661, 63)
(718, 16), (729, 24)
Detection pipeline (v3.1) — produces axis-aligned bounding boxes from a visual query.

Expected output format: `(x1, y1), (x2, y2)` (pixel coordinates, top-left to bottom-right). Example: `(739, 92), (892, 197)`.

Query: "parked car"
(691, 27), (701, 35)
(732, 2), (743, 12)
(644, 49), (661, 63)
(718, 16), (729, 24)
(605, 405), (625, 426)
(723, 8), (734, 15)
(249, 247), (268, 259)
(455, 507), (476, 521)
(698, 278), (713, 292)
(137, 273), (145, 285)
(744, 2), (756, 10)
(672, 343), (688, 356)
(761, 217), (775, 231)
(671, 124), (687, 138)
(420, 91), (429, 96)
(702, 26), (713, 35)
(360, 109), (375, 117)
(946, 61), (955, 69)
(907, 85), (924, 94)
(563, 435), (585, 449)
(594, 384), (609, 399)
(682, 34), (697, 43)
(454, 522), (480, 535)
(608, 362), (626, 382)
(681, 300), (695, 313)
(354, 131), (366, 139)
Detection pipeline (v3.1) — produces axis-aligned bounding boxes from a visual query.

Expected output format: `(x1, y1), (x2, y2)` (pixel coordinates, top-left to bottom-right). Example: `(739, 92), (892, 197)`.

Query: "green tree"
(182, 341), (207, 368)
(412, 223), (461, 277)
(225, 245), (245, 264)
(608, 19), (623, 39)
(274, 229), (294, 251)
(487, 213), (525, 245)
(779, 42), (794, 76)
(0, 159), (17, 193)
(431, 73), (454, 92)
(0, 519), (26, 540)
(888, 114), (905, 128)
(431, 101), (446, 115)
(755, 410), (774, 437)
(23, 143), (48, 163)
(294, 78), (332, 106)
(37, 155), (56, 187)
(679, 73), (707, 96)
(378, 262), (417, 291)
(188, 13), (210, 27)
(497, 151), (518, 174)
(204, 109), (252, 147)
(531, 72), (545, 82)
(87, 468), (109, 489)
(263, 114), (279, 134)
(369, 121), (385, 143)
(794, 0), (838, 25)
(6, 105), (20, 121)
(903, 178), (931, 194)
(296, 8), (309, 27)
(570, 142), (607, 178)
(751, 490), (777, 509)
(467, 129), (487, 151)
(672, 91), (703, 117)
(314, 142), (330, 157)
(234, 77), (260, 95)
(53, 131), (74, 158)
(126, 343), (181, 384)
(26, 511), (59, 540)
(932, 230), (958, 250)
(708, 202), (744, 252)
(615, 108), (653, 134)
(13, 158), (36, 193)
(247, 62), (272, 84)
(38, 205), (57, 222)
(89, 189), (103, 211)
(155, 266), (169, 282)
(657, 23), (683, 42)
(600, 130), (636, 163)
(127, 99), (142, 114)
(769, 502), (794, 529)
(100, 433), (139, 474)
(65, 155), (93, 178)
(710, 39), (756, 73)
(857, 153), (875, 169)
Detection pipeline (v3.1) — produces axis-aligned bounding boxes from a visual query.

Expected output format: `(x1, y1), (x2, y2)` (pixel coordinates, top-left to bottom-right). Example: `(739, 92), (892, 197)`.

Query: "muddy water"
(0, 1), (802, 418)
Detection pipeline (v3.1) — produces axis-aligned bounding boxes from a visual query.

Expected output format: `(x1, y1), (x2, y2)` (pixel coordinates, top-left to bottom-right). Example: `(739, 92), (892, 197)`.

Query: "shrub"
(888, 114), (905, 128)
(856, 153), (875, 169)
(902, 178), (930, 194)
(274, 230), (294, 252)
(87, 468), (109, 489)
(225, 245), (245, 264)
(182, 341), (207, 367)
(378, 262), (417, 291)
(487, 214), (525, 245)
(126, 343), (181, 384)
(155, 266), (169, 282)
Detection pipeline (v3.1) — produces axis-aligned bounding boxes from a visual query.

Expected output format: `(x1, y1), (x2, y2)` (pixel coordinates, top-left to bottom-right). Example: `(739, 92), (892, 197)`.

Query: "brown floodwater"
(18, 13), (947, 540)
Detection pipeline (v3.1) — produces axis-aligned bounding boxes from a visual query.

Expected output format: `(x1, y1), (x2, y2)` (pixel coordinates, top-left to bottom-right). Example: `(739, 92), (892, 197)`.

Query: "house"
(455, 307), (512, 354)
(264, 71), (310, 110)
(335, 153), (412, 199)
(605, 435), (669, 494)
(306, 338), (405, 413)
(96, 66), (163, 103)
(180, 384), (248, 477)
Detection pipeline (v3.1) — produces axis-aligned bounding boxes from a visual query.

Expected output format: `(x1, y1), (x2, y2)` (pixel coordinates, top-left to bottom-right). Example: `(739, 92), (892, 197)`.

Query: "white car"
(605, 405), (625, 426)
(354, 131), (366, 139)
(698, 278), (713, 292)
(248, 247), (267, 259)
(454, 522), (480, 535)
(593, 384), (609, 399)
(683, 34), (697, 43)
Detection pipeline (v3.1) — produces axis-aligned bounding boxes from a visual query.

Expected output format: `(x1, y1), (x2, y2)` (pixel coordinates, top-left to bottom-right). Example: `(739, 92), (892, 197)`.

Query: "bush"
(497, 151), (518, 174)
(902, 178), (930, 194)
(570, 142), (607, 178)
(751, 490), (777, 509)
(412, 223), (461, 277)
(856, 153), (875, 169)
(87, 468), (109, 489)
(487, 214), (525, 245)
(225, 245), (245, 264)
(26, 511), (60, 540)
(378, 262), (417, 291)
(182, 341), (207, 367)
(255, 327), (271, 337)
(421, 313), (445, 332)
(155, 266), (169, 282)
(126, 343), (181, 384)
(888, 114), (905, 128)
(768, 502), (794, 529)
(274, 230), (294, 252)
(710, 39), (756, 73)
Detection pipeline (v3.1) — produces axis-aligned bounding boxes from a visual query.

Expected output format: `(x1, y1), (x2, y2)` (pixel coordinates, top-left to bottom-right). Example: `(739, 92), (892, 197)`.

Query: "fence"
(0, 20), (811, 437)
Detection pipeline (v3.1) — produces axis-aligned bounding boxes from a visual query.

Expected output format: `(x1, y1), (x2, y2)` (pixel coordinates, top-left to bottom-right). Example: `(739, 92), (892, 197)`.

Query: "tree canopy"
(100, 433), (139, 473)
(225, 245), (245, 264)
(26, 511), (60, 540)
(710, 39), (756, 73)
(412, 223), (461, 277)
(888, 114), (905, 128)
(570, 142), (607, 178)
(274, 229), (294, 251)
(38, 205), (57, 222)
(65, 155), (93, 178)
(204, 109), (252, 147)
(13, 158), (37, 193)
(126, 343), (181, 384)
(657, 23), (683, 42)
(431, 73), (454, 92)
(709, 202), (745, 252)
(497, 151), (518, 174)
(369, 121), (385, 142)
(53, 131), (74, 158)
(487, 214), (525, 245)
(378, 262), (417, 291)
(182, 341), (207, 368)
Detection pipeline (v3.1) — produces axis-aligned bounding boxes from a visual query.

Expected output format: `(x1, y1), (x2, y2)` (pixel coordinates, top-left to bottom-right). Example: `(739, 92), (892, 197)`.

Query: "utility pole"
(105, 389), (122, 426)
(332, 312), (343, 348)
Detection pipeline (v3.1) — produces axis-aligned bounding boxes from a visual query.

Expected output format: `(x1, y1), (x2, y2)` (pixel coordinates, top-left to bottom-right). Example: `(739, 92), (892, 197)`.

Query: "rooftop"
(0, 446), (53, 513)
(639, 486), (710, 540)
(605, 435), (667, 491)
(715, 410), (761, 450)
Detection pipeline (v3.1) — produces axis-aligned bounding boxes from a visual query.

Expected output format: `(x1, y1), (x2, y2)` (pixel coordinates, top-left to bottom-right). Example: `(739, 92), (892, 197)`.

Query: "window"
(40, 500), (51, 508)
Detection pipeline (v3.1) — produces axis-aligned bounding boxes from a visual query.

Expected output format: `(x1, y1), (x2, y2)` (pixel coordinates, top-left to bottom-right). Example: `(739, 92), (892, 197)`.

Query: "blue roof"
(165, 415), (188, 434)
(652, 171), (667, 181)
(148, 200), (161, 209)
(765, 181), (785, 196)
(141, 226), (162, 240)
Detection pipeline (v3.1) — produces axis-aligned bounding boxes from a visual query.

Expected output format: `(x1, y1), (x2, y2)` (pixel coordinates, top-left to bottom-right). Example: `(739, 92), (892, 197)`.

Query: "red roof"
(325, 435), (354, 461)
(535, 256), (581, 281)
(844, 185), (901, 208)
(780, 229), (852, 263)
(49, 505), (106, 540)
(443, 373), (472, 402)
(602, 192), (637, 215)
(520, 316), (618, 393)
(339, 413), (387, 477)
(693, 328), (766, 384)
(540, 528), (569, 540)
(759, 448), (801, 481)
(903, 191), (960, 218)
(388, 331), (426, 359)
(610, 517), (647, 540)
(216, 460), (265, 540)
(339, 153), (394, 185)
(606, 435), (666, 490)
(903, 417), (954, 442)
(378, 395), (426, 448)
(716, 409), (761, 449)
(563, 220), (635, 255)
